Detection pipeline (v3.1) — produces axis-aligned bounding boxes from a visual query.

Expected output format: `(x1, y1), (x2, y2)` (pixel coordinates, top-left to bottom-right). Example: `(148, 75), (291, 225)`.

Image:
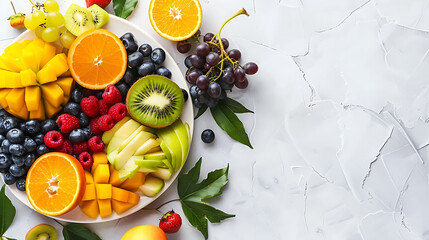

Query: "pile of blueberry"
(0, 110), (53, 191)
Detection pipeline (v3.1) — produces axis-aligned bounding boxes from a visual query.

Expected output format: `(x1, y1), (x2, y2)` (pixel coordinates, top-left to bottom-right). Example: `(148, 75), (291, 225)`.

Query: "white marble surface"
(2, 0), (429, 239)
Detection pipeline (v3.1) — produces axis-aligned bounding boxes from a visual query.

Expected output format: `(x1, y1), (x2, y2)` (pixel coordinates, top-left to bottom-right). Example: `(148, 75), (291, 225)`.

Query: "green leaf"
(194, 105), (208, 119)
(178, 159), (235, 239)
(5, 237), (17, 240)
(63, 224), (101, 240)
(0, 185), (16, 236)
(113, 0), (139, 19)
(210, 104), (253, 148)
(222, 98), (254, 113)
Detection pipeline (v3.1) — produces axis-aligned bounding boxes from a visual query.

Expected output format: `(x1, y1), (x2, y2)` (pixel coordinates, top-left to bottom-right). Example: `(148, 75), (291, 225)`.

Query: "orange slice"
(149, 0), (202, 41)
(26, 152), (86, 216)
(67, 29), (127, 90)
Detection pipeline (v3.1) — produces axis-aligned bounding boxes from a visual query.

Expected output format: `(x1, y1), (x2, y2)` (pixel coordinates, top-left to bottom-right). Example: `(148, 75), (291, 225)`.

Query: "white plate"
(4, 15), (194, 223)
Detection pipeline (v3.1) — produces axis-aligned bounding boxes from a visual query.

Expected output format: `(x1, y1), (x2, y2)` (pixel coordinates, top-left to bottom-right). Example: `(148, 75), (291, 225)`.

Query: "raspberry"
(73, 142), (88, 155)
(78, 152), (93, 169)
(56, 114), (80, 134)
(43, 130), (64, 148)
(98, 99), (111, 115)
(88, 136), (105, 152)
(54, 139), (73, 154)
(90, 117), (102, 135)
(102, 85), (122, 104)
(80, 96), (99, 118)
(108, 103), (127, 121)
(97, 114), (115, 132)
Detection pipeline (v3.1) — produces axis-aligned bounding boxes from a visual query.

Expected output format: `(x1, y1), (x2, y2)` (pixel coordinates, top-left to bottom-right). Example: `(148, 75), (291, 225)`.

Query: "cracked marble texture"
(2, 0), (429, 239)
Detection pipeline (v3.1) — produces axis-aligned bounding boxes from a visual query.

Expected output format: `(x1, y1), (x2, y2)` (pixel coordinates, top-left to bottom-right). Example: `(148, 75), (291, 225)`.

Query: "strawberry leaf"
(178, 158), (235, 239)
(63, 223), (101, 240)
(113, 0), (139, 19)
(222, 98), (254, 113)
(0, 185), (16, 236)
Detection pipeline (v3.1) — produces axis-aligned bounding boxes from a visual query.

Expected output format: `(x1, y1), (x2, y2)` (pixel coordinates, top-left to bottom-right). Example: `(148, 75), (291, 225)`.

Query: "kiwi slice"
(64, 4), (95, 36)
(88, 4), (109, 28)
(25, 224), (58, 240)
(127, 75), (185, 128)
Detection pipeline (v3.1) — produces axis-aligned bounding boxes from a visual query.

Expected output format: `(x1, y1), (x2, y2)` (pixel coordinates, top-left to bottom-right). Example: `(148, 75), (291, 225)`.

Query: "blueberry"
(64, 102), (81, 116)
(184, 55), (192, 68)
(71, 88), (84, 103)
(128, 52), (144, 69)
(120, 32), (135, 42)
(116, 82), (129, 101)
(12, 155), (24, 167)
(69, 129), (85, 143)
(207, 97), (219, 108)
(189, 85), (198, 99)
(41, 119), (58, 134)
(150, 48), (166, 65)
(36, 144), (50, 156)
(23, 153), (35, 167)
(20, 122), (26, 131)
(16, 178), (25, 191)
(121, 38), (138, 54)
(0, 153), (12, 168)
(0, 168), (8, 173)
(201, 129), (215, 143)
(2, 117), (18, 133)
(1, 139), (11, 154)
(138, 61), (156, 76)
(196, 89), (209, 103)
(193, 98), (205, 108)
(123, 68), (139, 86)
(82, 127), (92, 141)
(72, 154), (79, 159)
(33, 134), (45, 145)
(155, 66), (172, 79)
(95, 90), (104, 99)
(0, 134), (5, 146)
(9, 144), (25, 156)
(0, 109), (9, 120)
(78, 112), (90, 128)
(23, 137), (37, 152)
(24, 120), (41, 135)
(181, 89), (189, 102)
(9, 164), (25, 177)
(138, 43), (152, 57)
(7, 128), (25, 143)
(219, 89), (227, 100)
(3, 173), (16, 185)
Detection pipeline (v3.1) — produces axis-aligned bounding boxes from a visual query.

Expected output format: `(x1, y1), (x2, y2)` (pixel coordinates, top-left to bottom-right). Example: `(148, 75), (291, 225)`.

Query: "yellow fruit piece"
(4, 42), (23, 59)
(60, 70), (72, 77)
(82, 184), (97, 201)
(40, 43), (57, 69)
(95, 184), (112, 199)
(94, 164), (110, 184)
(0, 58), (13, 71)
(128, 191), (140, 205)
(53, 42), (63, 54)
(112, 200), (136, 214)
(111, 187), (130, 202)
(29, 99), (45, 120)
(91, 152), (108, 175)
(0, 54), (24, 72)
(0, 89), (11, 107)
(85, 171), (94, 184)
(20, 69), (37, 87)
(0, 70), (22, 88)
(43, 99), (62, 118)
(25, 86), (41, 111)
(6, 88), (25, 113)
(56, 77), (75, 97)
(21, 39), (44, 71)
(7, 102), (28, 120)
(109, 168), (125, 187)
(41, 82), (64, 108)
(36, 67), (57, 84)
(80, 200), (99, 218)
(37, 54), (68, 84)
(98, 199), (112, 218)
(119, 172), (145, 192)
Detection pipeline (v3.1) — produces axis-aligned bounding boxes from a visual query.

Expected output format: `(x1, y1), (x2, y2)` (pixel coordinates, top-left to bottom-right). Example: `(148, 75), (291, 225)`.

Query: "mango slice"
(25, 86), (41, 111)
(41, 82), (64, 108)
(80, 200), (99, 219)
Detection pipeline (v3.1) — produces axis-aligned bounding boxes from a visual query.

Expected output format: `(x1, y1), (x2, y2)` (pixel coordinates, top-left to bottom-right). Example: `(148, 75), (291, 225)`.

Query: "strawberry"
(159, 210), (182, 233)
(8, 2), (25, 30)
(86, 0), (111, 9)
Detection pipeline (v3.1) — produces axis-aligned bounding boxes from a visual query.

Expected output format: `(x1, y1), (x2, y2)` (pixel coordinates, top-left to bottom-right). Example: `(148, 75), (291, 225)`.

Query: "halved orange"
(26, 152), (86, 216)
(149, 0), (202, 41)
(67, 29), (127, 90)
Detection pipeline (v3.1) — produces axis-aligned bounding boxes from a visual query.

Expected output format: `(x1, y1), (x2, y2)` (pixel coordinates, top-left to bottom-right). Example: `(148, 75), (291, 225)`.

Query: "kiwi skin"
(25, 224), (58, 240)
(126, 75), (184, 128)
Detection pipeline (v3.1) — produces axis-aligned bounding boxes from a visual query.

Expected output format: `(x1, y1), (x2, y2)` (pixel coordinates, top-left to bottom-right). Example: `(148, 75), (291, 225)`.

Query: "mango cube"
(82, 184), (97, 201)
(40, 82), (64, 108)
(98, 199), (112, 218)
(119, 172), (145, 192)
(94, 164), (110, 184)
(85, 171), (94, 185)
(95, 184), (112, 199)
(25, 86), (41, 111)
(6, 88), (25, 113)
(92, 152), (108, 175)
(112, 200), (136, 214)
(80, 200), (99, 219)
(111, 187), (130, 202)
(109, 168), (125, 187)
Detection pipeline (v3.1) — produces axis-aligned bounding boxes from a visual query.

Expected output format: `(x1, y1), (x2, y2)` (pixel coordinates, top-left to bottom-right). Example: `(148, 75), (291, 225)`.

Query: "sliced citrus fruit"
(149, 0), (202, 41)
(26, 152), (86, 216)
(68, 29), (127, 90)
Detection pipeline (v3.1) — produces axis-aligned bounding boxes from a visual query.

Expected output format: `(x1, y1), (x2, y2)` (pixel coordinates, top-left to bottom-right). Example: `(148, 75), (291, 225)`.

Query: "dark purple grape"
(224, 65), (233, 73)
(228, 49), (241, 61)
(189, 54), (205, 69)
(196, 75), (209, 90)
(218, 78), (234, 90)
(235, 78), (248, 89)
(204, 63), (211, 71)
(219, 89), (227, 100)
(221, 38), (229, 50)
(196, 89), (209, 103)
(206, 52), (220, 66)
(196, 42), (210, 57)
(222, 71), (235, 84)
(234, 68), (246, 82)
(207, 82), (221, 98)
(186, 69), (202, 84)
(207, 98), (219, 108)
(212, 46), (220, 53)
(244, 62), (258, 75)
(204, 33), (214, 42)
(184, 56), (192, 68)
(177, 41), (191, 54)
(189, 85), (199, 99)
